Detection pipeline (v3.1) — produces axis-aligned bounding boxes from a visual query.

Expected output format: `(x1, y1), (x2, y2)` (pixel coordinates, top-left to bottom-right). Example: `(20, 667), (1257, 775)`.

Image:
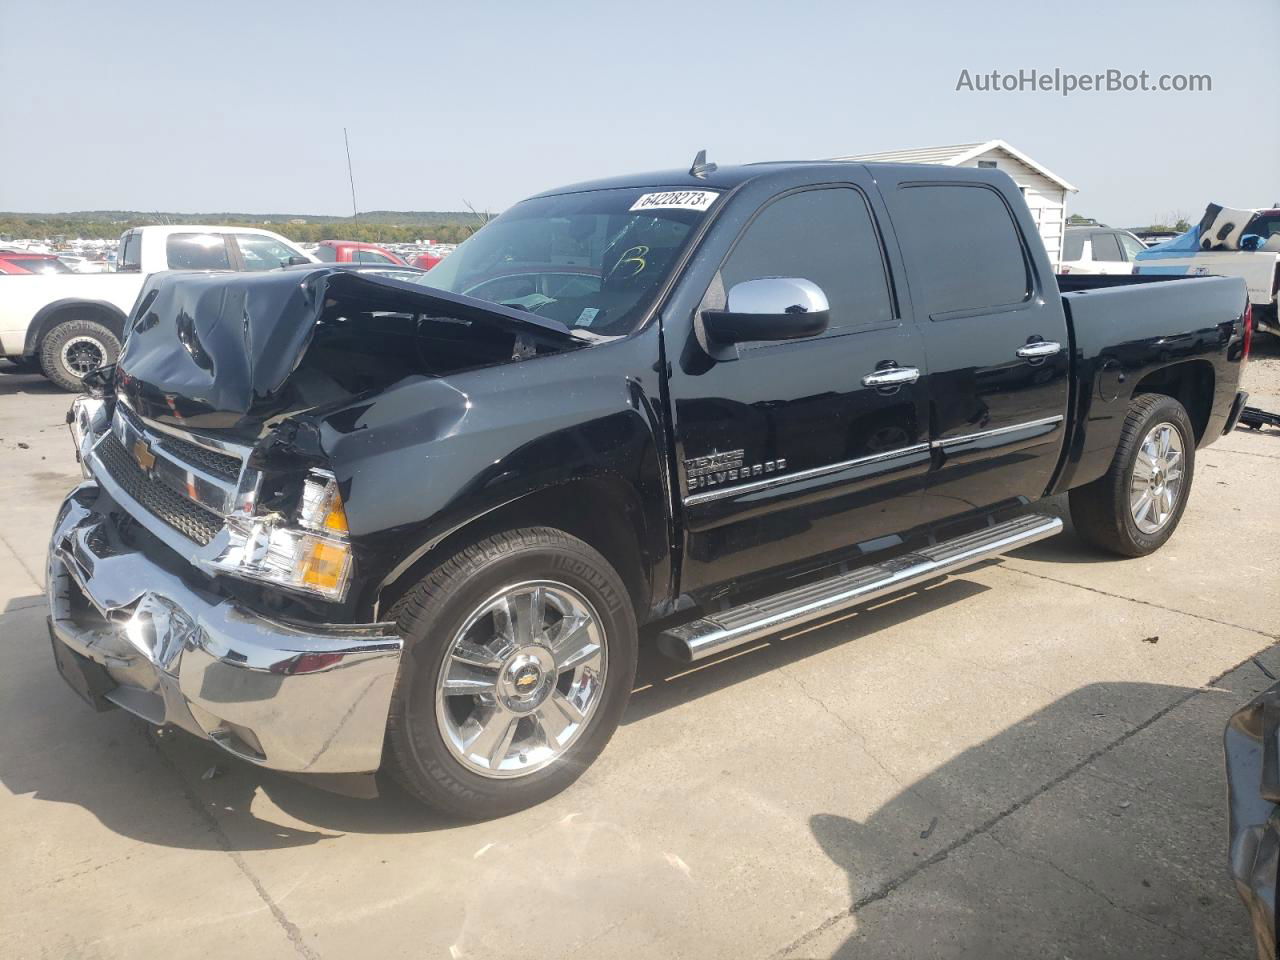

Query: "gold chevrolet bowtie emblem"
(131, 437), (156, 473)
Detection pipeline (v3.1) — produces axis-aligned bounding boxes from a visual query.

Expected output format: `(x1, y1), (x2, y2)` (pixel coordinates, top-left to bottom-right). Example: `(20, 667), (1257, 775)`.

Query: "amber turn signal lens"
(299, 538), (351, 593)
(322, 497), (349, 534)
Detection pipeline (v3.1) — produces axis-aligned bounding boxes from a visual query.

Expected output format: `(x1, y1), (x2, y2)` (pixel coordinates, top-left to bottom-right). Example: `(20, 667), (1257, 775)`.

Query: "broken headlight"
(204, 470), (354, 601)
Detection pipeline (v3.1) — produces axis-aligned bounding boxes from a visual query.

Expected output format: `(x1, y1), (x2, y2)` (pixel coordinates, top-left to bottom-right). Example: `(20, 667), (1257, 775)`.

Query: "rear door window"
(1090, 232), (1124, 261)
(891, 184), (1030, 318)
(234, 235), (299, 271)
(720, 186), (895, 337)
(165, 233), (232, 270)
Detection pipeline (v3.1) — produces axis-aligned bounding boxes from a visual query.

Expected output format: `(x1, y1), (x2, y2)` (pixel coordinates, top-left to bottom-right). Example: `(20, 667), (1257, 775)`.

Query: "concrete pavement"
(1, 354), (1276, 959)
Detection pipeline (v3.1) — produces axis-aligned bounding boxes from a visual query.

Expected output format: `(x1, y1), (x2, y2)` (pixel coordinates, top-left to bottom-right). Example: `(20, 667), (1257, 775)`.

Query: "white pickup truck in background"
(0, 225), (315, 389)
(1133, 204), (1280, 337)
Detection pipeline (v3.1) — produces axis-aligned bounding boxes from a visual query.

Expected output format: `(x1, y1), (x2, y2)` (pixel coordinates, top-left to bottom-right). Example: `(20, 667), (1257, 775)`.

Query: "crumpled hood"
(114, 267), (581, 430)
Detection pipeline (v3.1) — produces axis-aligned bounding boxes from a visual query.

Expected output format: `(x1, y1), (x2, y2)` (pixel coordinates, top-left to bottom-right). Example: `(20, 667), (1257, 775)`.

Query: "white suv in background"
(1060, 225), (1148, 275)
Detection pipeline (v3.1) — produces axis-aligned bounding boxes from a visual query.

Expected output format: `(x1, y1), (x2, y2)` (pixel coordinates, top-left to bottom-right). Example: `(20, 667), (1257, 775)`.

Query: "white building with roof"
(832, 140), (1078, 268)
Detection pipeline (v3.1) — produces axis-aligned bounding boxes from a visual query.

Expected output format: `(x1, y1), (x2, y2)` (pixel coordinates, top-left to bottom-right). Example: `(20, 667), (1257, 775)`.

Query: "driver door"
(668, 181), (937, 598)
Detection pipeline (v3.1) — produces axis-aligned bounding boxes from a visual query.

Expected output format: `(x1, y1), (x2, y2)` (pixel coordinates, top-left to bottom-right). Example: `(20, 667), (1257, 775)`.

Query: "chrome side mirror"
(701, 278), (830, 359)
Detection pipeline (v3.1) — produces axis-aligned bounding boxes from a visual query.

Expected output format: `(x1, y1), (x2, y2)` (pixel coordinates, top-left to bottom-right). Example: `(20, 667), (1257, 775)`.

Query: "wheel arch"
(23, 299), (128, 358)
(371, 477), (659, 626)
(1129, 358), (1215, 444)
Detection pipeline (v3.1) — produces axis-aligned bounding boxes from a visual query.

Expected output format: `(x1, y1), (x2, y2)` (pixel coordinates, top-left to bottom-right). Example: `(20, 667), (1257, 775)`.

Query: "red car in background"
(0, 251), (72, 275)
(313, 240), (407, 266)
(409, 251), (444, 270)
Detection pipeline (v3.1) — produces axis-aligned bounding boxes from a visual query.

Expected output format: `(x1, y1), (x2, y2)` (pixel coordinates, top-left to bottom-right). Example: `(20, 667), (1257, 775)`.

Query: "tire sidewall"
(1115, 399), (1195, 553)
(40, 319), (120, 392)
(393, 535), (637, 814)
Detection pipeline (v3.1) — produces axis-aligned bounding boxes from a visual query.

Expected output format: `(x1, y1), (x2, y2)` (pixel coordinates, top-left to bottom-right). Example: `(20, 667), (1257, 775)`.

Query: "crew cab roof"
(527, 160), (1005, 200)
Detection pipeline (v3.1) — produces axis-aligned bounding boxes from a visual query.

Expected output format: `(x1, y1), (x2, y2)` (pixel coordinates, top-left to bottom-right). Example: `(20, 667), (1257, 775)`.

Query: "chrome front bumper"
(47, 483), (403, 774)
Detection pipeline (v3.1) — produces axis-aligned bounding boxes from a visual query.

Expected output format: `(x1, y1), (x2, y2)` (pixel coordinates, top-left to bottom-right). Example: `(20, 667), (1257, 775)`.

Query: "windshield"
(416, 186), (718, 336)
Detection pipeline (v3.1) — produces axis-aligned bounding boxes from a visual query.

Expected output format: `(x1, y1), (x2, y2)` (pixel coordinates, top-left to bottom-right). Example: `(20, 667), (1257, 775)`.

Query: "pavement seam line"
(137, 725), (322, 960)
(1208, 446), (1280, 461)
(999, 564), (1279, 641)
(774, 640), (1278, 958)
(0, 527), (42, 594)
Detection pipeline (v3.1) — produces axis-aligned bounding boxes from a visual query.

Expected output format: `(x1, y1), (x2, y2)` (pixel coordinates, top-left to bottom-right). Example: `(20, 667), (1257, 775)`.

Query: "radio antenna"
(344, 127), (358, 223)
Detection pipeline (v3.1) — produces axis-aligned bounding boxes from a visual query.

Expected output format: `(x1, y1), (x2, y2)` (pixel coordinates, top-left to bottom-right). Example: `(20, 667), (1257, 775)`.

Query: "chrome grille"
(154, 434), (242, 482)
(115, 404), (244, 483)
(96, 433), (222, 545)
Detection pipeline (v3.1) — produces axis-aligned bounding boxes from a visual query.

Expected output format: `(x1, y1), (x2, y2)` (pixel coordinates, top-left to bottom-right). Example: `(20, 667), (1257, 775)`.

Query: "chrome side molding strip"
(657, 513), (1063, 662)
(931, 414), (1063, 450)
(680, 416), (1063, 507)
(683, 443), (930, 507)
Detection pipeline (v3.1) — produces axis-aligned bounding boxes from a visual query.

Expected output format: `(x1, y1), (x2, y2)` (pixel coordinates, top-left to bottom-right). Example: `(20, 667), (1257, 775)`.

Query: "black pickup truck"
(50, 159), (1253, 817)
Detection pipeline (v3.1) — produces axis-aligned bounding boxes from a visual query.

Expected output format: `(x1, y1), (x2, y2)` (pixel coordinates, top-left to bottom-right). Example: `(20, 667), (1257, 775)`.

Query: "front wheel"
(384, 528), (637, 819)
(1069, 394), (1196, 557)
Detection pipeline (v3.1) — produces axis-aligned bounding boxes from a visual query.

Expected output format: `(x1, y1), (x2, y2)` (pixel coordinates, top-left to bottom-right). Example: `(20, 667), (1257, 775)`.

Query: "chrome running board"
(657, 514), (1062, 662)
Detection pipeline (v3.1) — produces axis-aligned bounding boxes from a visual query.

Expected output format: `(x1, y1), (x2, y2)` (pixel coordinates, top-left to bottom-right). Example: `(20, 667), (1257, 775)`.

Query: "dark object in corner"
(1225, 683), (1280, 960)
(1240, 406), (1280, 431)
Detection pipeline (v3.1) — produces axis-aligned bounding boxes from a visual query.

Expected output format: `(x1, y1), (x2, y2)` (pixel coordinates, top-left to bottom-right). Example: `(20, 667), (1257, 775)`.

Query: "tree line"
(0, 215), (482, 245)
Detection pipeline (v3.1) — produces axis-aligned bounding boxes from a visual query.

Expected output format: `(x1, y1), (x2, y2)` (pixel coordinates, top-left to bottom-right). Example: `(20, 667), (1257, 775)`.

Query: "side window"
(1119, 233), (1147, 260)
(119, 231), (143, 273)
(893, 184), (1030, 318)
(1091, 232), (1124, 261)
(356, 249), (395, 264)
(1062, 232), (1085, 261)
(165, 233), (232, 270)
(235, 235), (298, 271)
(314, 245), (338, 262)
(720, 187), (894, 337)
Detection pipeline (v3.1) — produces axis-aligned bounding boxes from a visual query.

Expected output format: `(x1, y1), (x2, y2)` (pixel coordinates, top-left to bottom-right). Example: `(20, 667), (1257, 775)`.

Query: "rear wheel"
(384, 527), (637, 819)
(1069, 394), (1195, 557)
(39, 318), (120, 392)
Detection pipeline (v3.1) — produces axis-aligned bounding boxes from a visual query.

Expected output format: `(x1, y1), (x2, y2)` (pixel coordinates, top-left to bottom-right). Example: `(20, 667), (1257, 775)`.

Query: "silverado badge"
(685, 450), (787, 491)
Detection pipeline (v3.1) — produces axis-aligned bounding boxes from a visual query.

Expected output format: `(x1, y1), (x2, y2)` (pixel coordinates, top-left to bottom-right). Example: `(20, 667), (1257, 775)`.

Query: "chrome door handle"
(861, 366), (920, 387)
(1016, 341), (1062, 359)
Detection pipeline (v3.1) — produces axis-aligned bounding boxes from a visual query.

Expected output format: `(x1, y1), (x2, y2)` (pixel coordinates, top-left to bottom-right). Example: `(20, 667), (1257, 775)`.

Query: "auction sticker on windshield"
(629, 190), (720, 212)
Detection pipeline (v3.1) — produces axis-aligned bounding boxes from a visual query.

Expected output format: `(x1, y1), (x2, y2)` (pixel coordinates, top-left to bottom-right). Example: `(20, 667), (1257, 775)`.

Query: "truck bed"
(1051, 273), (1249, 494)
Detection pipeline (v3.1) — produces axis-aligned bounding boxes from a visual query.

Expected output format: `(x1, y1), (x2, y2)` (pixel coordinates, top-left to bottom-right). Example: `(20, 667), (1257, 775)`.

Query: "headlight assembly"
(204, 470), (354, 602)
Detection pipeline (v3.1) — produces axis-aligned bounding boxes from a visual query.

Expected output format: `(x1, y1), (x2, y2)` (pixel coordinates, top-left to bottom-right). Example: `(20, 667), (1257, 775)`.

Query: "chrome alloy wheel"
(435, 581), (608, 778)
(60, 336), (105, 378)
(1130, 422), (1185, 534)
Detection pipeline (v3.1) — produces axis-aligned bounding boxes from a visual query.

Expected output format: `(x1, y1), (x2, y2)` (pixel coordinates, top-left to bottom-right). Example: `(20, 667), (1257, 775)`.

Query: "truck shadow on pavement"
(627, 575), (991, 724)
(3, 573), (997, 852)
(798, 678), (1257, 959)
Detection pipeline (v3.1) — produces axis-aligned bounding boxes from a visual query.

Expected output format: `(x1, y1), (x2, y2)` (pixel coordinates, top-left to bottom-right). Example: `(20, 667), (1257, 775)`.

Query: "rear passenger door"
(877, 175), (1070, 512)
(669, 179), (936, 596)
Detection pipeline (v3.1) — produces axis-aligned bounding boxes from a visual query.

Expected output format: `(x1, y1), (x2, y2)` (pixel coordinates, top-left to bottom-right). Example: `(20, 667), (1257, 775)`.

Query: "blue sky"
(1, 0), (1276, 226)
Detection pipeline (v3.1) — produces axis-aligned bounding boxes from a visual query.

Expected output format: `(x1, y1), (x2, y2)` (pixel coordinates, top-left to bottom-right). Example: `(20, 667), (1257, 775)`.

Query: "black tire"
(384, 527), (638, 819)
(1069, 394), (1196, 557)
(39, 318), (120, 392)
